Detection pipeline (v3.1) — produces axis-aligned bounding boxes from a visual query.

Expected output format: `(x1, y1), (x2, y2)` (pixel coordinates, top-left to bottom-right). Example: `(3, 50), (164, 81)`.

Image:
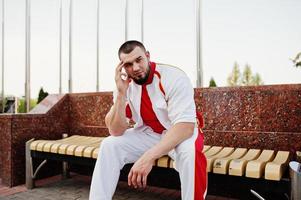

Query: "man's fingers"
(128, 170), (133, 186)
(115, 61), (124, 73)
(131, 171), (137, 188)
(120, 72), (128, 81)
(142, 174), (147, 188)
(136, 174), (142, 188)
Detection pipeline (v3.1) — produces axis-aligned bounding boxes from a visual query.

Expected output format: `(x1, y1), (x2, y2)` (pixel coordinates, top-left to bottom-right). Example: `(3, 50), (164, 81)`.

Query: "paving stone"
(0, 175), (236, 200)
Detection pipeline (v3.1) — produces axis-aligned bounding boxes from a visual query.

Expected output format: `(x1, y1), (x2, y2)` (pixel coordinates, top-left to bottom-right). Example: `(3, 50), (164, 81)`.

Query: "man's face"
(119, 46), (150, 85)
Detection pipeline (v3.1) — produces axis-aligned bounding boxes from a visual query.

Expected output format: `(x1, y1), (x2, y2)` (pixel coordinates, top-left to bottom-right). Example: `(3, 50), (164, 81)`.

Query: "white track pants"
(89, 127), (207, 200)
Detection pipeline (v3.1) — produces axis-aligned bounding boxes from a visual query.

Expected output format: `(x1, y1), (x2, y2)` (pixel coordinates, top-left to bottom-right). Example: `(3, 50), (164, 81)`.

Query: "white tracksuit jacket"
(89, 63), (207, 200)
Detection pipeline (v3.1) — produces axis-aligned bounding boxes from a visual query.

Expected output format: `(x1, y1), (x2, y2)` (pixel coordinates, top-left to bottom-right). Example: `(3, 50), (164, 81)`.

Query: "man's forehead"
(120, 47), (145, 63)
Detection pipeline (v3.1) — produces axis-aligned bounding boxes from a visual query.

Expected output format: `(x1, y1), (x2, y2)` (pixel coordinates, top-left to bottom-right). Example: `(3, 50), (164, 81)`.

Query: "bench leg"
(62, 161), (70, 179)
(62, 133), (70, 179)
(26, 139), (35, 189)
(26, 139), (48, 189)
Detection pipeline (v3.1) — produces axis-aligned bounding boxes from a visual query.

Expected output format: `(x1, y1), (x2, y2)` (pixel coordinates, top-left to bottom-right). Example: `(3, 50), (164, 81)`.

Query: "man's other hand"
(128, 153), (154, 188)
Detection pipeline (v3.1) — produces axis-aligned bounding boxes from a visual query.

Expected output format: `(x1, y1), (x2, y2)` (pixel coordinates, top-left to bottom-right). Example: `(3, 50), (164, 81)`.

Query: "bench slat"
(36, 141), (50, 151)
(264, 151), (290, 181)
(74, 138), (103, 157)
(57, 136), (87, 154)
(245, 150), (275, 178)
(49, 136), (87, 153)
(83, 140), (105, 158)
(156, 156), (174, 168)
(64, 137), (100, 155)
(228, 149), (261, 176)
(92, 148), (99, 159)
(203, 145), (211, 153)
(204, 146), (223, 157)
(206, 147), (235, 172)
(213, 148), (248, 174)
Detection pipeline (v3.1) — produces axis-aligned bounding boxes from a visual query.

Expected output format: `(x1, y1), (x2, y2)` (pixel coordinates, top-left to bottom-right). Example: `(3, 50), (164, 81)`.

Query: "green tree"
(17, 98), (37, 113)
(209, 77), (217, 87)
(291, 52), (301, 68)
(241, 64), (253, 86)
(227, 62), (264, 87)
(227, 62), (241, 86)
(18, 98), (26, 113)
(252, 73), (264, 86)
(37, 87), (49, 104)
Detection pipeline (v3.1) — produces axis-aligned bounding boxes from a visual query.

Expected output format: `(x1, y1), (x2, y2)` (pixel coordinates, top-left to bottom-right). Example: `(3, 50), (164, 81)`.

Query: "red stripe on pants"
(194, 130), (207, 200)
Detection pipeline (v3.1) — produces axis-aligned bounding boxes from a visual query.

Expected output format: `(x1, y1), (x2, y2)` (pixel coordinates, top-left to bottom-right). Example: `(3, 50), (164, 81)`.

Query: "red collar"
(144, 62), (156, 85)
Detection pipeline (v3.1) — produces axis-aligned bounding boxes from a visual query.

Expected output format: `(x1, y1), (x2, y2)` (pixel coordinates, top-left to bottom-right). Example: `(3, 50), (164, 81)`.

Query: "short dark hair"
(118, 40), (146, 58)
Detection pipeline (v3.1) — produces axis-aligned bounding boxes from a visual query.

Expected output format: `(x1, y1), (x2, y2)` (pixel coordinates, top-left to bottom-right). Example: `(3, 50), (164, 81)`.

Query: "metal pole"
(196, 0), (203, 87)
(25, 0), (31, 112)
(125, 0), (128, 41)
(96, 0), (100, 92)
(141, 0), (144, 43)
(1, 0), (5, 113)
(59, 0), (62, 94)
(68, 0), (73, 93)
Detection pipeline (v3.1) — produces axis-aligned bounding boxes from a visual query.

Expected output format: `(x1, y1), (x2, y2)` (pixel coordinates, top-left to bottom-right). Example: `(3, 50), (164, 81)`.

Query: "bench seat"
(26, 135), (291, 189)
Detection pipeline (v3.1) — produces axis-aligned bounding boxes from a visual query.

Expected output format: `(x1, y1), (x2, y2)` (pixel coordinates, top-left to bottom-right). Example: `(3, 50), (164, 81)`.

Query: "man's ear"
(145, 51), (150, 60)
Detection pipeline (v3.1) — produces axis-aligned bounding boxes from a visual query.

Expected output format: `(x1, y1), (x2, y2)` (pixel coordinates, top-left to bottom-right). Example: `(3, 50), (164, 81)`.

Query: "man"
(89, 40), (207, 200)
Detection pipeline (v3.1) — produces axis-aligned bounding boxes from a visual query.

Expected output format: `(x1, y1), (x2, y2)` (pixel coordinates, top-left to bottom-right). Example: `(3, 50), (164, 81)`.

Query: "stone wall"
(0, 84), (300, 187)
(0, 95), (69, 186)
(195, 84), (301, 152)
(68, 92), (113, 137)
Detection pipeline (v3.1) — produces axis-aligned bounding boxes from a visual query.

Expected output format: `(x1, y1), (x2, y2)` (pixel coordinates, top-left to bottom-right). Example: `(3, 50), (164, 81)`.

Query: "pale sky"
(0, 0), (301, 98)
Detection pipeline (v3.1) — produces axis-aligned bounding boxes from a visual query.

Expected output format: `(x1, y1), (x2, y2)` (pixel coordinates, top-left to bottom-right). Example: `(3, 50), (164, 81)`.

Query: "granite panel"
(69, 126), (109, 137)
(29, 94), (65, 114)
(0, 115), (13, 186)
(0, 95), (69, 186)
(195, 84), (301, 132)
(69, 92), (113, 137)
(203, 130), (301, 152)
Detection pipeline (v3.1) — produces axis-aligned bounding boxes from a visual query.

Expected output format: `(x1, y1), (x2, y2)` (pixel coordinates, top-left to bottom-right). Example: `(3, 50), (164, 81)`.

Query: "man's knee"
(101, 136), (123, 150)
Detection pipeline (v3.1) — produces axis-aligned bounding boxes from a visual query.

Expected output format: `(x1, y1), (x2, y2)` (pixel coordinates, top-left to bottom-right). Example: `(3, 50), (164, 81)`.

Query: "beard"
(131, 66), (150, 85)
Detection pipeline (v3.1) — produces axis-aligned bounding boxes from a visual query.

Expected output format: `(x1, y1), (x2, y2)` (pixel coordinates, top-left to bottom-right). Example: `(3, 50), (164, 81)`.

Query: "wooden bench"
(25, 135), (291, 189)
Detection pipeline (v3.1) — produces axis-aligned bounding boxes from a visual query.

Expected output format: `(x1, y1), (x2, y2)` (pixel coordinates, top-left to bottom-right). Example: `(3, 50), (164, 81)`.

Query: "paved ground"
(0, 174), (236, 200)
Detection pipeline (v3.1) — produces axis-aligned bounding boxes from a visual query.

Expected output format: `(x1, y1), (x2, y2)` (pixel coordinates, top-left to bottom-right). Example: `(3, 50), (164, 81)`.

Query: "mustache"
(128, 71), (144, 78)
(133, 71), (144, 76)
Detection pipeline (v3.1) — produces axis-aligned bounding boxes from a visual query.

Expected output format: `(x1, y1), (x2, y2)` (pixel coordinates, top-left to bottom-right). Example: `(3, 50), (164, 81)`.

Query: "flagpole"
(59, 0), (62, 94)
(25, 0), (31, 112)
(96, 0), (100, 92)
(1, 0), (5, 113)
(68, 0), (73, 93)
(125, 0), (128, 41)
(196, 0), (203, 87)
(141, 0), (144, 43)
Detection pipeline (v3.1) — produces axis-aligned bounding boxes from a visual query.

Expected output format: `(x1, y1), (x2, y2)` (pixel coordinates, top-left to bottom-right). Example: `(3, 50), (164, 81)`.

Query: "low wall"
(196, 84), (301, 151)
(0, 84), (300, 187)
(0, 95), (69, 186)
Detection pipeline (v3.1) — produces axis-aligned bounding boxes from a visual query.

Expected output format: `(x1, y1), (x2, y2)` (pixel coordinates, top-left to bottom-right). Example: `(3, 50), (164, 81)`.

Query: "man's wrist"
(116, 93), (127, 101)
(144, 149), (160, 164)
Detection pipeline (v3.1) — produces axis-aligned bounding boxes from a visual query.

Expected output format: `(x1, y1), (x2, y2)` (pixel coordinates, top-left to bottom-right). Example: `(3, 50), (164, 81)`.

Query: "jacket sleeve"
(166, 75), (196, 125)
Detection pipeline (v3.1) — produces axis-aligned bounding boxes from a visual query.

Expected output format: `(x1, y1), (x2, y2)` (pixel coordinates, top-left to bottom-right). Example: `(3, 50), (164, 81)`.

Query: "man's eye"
(124, 64), (131, 68)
